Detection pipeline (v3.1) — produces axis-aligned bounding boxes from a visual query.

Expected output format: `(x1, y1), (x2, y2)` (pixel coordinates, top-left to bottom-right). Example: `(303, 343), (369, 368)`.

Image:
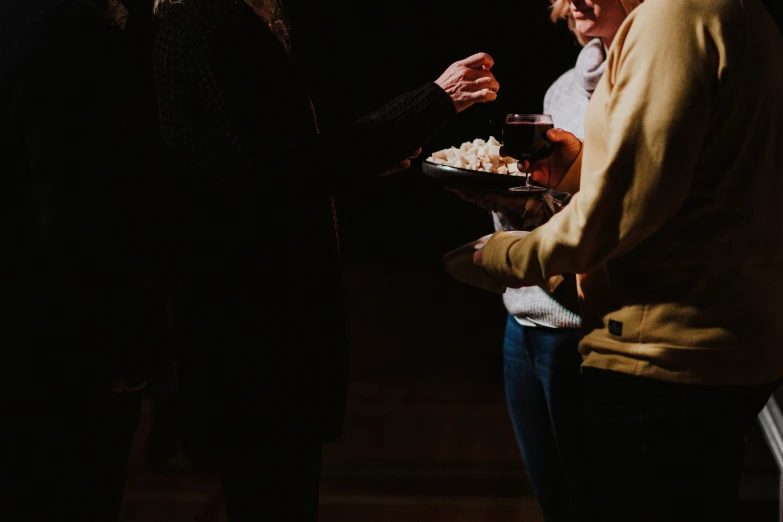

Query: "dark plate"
(421, 160), (547, 193)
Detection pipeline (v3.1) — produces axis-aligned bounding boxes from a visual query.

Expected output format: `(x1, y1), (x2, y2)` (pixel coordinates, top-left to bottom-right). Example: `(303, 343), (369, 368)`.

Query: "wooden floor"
(118, 262), (780, 522)
(119, 262), (541, 522)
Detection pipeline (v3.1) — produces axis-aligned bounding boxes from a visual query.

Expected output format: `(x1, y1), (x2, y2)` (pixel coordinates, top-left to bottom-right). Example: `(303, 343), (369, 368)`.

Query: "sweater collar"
(575, 38), (607, 97)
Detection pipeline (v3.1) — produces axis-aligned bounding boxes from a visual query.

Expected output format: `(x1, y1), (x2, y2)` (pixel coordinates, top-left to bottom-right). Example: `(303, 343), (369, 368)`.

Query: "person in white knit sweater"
(449, 1), (642, 520)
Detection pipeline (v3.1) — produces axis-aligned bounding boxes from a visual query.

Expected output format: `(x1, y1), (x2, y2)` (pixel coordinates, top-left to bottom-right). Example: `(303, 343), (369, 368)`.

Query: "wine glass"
(502, 113), (554, 193)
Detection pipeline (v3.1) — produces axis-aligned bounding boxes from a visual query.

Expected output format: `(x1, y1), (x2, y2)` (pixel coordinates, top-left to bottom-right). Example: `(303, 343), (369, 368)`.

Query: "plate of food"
(422, 136), (547, 193)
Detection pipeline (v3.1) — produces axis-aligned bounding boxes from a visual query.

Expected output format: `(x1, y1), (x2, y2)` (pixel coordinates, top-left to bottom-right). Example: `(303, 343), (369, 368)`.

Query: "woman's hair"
(152, 0), (290, 51)
(549, 0), (643, 46)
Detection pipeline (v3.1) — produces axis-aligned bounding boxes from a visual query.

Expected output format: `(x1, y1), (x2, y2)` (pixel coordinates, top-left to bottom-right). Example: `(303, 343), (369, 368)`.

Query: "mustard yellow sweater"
(482, 0), (783, 385)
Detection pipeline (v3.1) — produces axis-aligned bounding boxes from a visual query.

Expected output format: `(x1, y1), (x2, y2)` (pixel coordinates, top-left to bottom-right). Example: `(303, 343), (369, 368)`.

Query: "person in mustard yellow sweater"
(472, 0), (783, 520)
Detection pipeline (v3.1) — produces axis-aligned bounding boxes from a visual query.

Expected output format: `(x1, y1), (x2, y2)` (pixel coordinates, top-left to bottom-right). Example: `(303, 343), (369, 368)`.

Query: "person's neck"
(601, 36), (613, 52)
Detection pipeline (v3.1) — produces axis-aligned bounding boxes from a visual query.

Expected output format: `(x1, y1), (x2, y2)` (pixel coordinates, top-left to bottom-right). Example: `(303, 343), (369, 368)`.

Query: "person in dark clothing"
(152, 0), (499, 519)
(1, 1), (172, 520)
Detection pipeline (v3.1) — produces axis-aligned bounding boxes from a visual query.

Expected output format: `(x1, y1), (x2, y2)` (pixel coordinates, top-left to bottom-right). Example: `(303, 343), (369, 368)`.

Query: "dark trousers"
(583, 368), (780, 522)
(503, 315), (587, 522)
(171, 286), (328, 522)
(4, 375), (142, 522)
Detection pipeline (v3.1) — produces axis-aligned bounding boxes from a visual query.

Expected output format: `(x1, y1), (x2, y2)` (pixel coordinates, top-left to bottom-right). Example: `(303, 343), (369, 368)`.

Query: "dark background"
(286, 0), (582, 270)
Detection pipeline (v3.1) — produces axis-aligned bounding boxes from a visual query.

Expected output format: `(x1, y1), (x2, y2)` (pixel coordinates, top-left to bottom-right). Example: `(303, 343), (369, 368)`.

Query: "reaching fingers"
(382, 147), (421, 176)
(457, 52), (495, 70)
(460, 68), (499, 92)
(381, 159), (411, 176)
(545, 128), (581, 150)
(528, 168), (551, 187)
(545, 128), (568, 142)
(468, 88), (498, 104)
(518, 159), (556, 187)
(473, 76), (500, 93)
(462, 67), (495, 81)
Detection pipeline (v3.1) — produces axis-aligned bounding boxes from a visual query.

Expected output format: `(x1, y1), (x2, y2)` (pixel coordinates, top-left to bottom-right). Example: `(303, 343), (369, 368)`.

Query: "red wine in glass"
(503, 114), (553, 193)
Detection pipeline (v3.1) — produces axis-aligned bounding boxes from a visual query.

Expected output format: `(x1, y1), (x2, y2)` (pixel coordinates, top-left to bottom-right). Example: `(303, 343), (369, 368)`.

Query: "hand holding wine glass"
(501, 114), (553, 193)
(514, 128), (583, 189)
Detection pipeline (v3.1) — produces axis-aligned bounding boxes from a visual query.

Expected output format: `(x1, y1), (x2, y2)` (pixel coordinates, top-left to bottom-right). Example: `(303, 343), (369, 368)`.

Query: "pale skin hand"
(385, 53), (497, 175)
(435, 52), (500, 113)
(511, 128), (583, 188)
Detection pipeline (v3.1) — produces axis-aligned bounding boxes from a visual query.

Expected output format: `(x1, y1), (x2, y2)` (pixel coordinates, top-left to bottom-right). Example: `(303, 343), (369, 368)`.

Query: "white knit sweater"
(494, 39), (605, 329)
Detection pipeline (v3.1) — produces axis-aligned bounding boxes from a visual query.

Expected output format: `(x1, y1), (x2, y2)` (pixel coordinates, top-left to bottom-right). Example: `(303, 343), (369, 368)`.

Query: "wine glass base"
(508, 185), (548, 193)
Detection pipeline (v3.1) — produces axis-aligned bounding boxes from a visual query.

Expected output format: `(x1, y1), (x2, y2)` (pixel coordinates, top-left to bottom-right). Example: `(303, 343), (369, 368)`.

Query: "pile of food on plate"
(426, 136), (522, 175)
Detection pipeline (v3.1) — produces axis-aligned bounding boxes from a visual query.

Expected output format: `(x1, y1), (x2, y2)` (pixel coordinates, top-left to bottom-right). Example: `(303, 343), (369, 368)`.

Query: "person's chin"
(574, 21), (598, 37)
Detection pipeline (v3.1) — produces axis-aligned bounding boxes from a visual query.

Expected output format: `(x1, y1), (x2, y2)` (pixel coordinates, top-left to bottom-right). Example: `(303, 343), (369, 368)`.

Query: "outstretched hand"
(435, 52), (500, 113)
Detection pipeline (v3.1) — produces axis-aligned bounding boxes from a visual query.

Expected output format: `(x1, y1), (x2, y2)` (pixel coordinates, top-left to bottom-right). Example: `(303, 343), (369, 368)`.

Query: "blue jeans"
(503, 314), (586, 522)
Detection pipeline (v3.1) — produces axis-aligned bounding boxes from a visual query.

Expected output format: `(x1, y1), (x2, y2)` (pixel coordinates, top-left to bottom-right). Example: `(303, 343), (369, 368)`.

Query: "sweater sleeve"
(481, 2), (719, 288)
(193, 6), (456, 195)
